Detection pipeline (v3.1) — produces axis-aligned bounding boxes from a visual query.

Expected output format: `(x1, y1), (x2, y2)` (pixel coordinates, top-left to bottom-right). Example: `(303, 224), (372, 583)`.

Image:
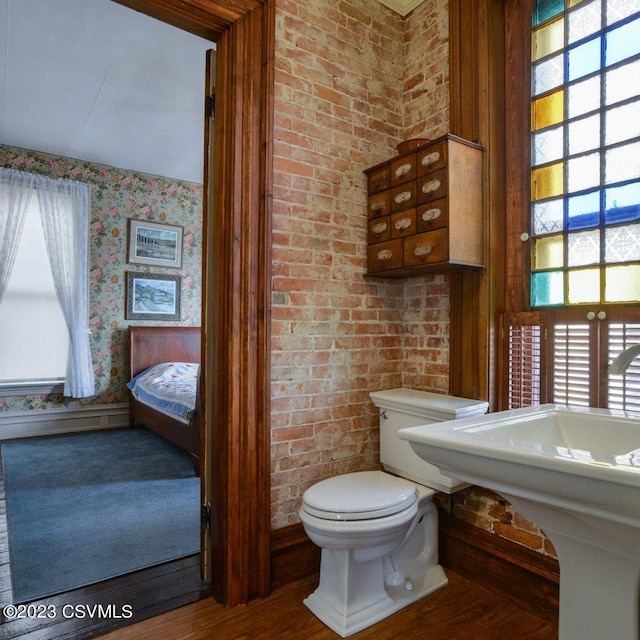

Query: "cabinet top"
(364, 133), (484, 175)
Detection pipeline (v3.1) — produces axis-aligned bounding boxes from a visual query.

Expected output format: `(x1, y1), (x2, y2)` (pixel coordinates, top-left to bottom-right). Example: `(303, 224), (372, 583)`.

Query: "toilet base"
(304, 563), (448, 637)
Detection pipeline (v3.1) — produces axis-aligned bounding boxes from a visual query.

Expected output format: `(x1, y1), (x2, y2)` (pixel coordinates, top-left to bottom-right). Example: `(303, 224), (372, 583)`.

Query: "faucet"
(609, 344), (640, 374)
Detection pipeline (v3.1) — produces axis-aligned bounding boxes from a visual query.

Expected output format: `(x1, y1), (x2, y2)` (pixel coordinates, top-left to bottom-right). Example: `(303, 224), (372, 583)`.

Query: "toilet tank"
(370, 388), (488, 494)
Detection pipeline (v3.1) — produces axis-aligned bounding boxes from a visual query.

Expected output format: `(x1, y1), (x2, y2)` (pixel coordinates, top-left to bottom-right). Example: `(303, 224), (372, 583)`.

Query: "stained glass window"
(530, 0), (640, 307)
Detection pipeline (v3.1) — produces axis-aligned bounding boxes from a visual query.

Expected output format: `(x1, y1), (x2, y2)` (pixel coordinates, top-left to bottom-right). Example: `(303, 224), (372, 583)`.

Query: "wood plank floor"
(97, 571), (558, 640)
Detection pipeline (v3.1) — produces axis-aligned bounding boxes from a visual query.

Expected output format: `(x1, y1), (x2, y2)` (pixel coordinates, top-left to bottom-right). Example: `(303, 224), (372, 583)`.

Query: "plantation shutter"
(502, 312), (546, 410)
(552, 321), (592, 407)
(607, 322), (640, 413)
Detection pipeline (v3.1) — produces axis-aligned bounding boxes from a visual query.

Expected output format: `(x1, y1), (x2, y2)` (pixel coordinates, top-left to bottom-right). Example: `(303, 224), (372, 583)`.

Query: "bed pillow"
(127, 362), (199, 421)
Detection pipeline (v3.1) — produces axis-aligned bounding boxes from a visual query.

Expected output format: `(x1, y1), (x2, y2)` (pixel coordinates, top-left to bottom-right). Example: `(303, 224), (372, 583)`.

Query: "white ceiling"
(0, 0), (213, 184)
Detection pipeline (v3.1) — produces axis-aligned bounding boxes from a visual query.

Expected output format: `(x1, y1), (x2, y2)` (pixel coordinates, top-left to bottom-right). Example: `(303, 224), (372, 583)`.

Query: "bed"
(127, 326), (201, 475)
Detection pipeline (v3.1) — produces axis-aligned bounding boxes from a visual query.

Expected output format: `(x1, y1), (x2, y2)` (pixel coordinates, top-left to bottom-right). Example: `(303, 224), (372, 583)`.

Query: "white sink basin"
(398, 404), (640, 640)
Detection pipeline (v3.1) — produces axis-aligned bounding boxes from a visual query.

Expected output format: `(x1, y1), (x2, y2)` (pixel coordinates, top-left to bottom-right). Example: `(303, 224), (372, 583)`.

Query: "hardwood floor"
(97, 572), (557, 640)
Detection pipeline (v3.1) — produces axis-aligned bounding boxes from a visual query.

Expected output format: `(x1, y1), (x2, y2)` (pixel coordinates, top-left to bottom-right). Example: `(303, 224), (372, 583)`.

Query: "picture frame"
(127, 219), (183, 268)
(125, 272), (181, 321)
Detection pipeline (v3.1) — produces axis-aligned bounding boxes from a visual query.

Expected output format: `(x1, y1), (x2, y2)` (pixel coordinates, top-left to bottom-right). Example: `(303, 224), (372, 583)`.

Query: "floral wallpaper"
(0, 145), (202, 412)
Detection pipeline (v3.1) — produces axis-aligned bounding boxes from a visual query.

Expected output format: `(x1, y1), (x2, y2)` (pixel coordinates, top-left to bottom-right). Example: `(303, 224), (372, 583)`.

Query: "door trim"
(114, 0), (274, 606)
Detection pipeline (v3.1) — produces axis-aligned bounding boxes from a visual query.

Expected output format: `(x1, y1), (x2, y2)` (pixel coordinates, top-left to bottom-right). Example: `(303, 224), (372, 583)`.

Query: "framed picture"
(126, 272), (181, 320)
(128, 219), (183, 268)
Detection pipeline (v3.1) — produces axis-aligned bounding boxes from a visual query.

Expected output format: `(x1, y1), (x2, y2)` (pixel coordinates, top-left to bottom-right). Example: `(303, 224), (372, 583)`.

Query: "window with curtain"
(0, 168), (94, 398)
(503, 0), (640, 412)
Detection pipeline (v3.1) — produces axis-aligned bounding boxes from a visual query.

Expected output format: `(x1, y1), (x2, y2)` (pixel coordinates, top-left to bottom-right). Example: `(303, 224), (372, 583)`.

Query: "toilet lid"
(302, 471), (417, 520)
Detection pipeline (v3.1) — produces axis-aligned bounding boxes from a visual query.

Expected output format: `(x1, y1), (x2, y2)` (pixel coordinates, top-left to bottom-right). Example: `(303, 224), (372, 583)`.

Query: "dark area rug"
(2, 427), (199, 603)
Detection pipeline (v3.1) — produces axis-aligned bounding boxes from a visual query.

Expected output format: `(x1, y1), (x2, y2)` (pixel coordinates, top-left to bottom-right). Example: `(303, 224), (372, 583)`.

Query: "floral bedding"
(127, 361), (198, 423)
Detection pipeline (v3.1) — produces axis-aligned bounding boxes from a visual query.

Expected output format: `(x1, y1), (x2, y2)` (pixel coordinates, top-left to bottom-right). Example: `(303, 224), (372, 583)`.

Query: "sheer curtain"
(36, 176), (95, 398)
(0, 168), (35, 303)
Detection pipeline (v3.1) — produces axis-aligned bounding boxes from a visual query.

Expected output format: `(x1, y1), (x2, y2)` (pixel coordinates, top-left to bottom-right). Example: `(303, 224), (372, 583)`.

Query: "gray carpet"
(2, 427), (200, 603)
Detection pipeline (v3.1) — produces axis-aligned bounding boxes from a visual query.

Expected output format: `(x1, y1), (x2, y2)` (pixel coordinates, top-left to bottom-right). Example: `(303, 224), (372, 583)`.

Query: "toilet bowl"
(300, 388), (489, 637)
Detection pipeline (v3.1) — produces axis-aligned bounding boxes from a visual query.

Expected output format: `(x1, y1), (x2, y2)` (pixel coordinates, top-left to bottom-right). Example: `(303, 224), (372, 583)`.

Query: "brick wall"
(272, 0), (406, 527)
(271, 0), (554, 559)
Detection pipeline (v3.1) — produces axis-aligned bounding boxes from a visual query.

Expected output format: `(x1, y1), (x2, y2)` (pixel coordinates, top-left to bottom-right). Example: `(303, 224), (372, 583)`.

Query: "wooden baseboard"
(438, 512), (559, 624)
(270, 523), (320, 592)
(270, 513), (559, 625)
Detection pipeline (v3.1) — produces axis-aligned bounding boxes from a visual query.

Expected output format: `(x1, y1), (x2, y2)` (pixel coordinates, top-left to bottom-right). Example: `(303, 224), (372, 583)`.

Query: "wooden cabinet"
(364, 134), (484, 278)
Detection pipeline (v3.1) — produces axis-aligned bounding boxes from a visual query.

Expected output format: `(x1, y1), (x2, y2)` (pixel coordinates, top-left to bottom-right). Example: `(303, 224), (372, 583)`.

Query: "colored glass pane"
(568, 229), (600, 265)
(531, 271), (564, 306)
(605, 183), (640, 224)
(607, 0), (639, 24)
(568, 114), (600, 154)
(568, 37), (601, 81)
(605, 60), (640, 105)
(568, 0), (602, 43)
(567, 152), (600, 192)
(568, 268), (600, 302)
(534, 0), (565, 26)
(533, 17), (565, 60)
(605, 265), (640, 302)
(605, 18), (640, 66)
(534, 234), (564, 269)
(568, 190), (600, 229)
(532, 90), (564, 130)
(532, 162), (564, 200)
(533, 126), (564, 165)
(533, 198), (564, 235)
(605, 224), (640, 262)
(605, 100), (640, 145)
(568, 76), (601, 117)
(533, 54), (564, 95)
(605, 141), (640, 184)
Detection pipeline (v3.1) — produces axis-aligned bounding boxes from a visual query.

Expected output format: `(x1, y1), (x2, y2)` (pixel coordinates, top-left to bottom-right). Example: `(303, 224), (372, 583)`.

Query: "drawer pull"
(394, 163), (412, 178)
(395, 217), (412, 231)
(370, 199), (385, 212)
(377, 249), (393, 261)
(421, 179), (441, 196)
(394, 191), (412, 205)
(421, 208), (442, 224)
(421, 151), (440, 168)
(413, 244), (433, 258)
(372, 222), (388, 235)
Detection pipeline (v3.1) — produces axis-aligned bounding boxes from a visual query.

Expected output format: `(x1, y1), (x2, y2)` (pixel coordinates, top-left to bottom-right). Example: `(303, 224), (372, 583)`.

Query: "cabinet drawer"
(391, 209), (416, 238)
(367, 239), (404, 272)
(390, 182), (417, 213)
(367, 216), (391, 243)
(367, 166), (390, 194)
(416, 199), (448, 232)
(368, 191), (390, 218)
(390, 154), (417, 186)
(417, 140), (446, 176)
(404, 229), (449, 267)
(417, 169), (447, 204)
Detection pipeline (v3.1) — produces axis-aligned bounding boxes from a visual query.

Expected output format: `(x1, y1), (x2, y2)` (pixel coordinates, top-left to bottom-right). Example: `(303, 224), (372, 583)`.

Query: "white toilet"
(299, 388), (489, 637)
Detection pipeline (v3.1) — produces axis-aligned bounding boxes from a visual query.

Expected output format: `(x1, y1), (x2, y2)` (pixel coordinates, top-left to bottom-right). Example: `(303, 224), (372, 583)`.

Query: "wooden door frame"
(114, 0), (274, 606)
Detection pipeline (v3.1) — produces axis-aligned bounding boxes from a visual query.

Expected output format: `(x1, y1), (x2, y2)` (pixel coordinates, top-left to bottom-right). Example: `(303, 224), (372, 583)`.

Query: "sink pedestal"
(398, 404), (640, 640)
(505, 494), (640, 640)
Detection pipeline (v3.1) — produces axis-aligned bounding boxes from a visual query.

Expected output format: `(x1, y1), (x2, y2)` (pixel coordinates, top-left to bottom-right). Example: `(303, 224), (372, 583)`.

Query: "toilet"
(299, 388), (489, 637)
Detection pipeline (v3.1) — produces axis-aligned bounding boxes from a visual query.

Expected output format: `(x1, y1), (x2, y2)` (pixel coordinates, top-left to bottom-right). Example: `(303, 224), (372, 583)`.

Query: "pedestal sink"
(398, 404), (640, 640)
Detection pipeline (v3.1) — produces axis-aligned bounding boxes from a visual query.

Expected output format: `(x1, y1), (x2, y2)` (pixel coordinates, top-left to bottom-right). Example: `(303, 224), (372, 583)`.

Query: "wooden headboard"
(129, 326), (201, 378)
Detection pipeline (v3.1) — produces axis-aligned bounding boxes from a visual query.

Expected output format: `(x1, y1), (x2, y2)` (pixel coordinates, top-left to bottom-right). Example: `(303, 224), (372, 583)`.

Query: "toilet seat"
(302, 471), (417, 520)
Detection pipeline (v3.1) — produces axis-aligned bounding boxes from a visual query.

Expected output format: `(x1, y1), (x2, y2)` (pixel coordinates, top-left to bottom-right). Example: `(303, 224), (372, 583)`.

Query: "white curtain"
(0, 168), (35, 303)
(36, 176), (94, 398)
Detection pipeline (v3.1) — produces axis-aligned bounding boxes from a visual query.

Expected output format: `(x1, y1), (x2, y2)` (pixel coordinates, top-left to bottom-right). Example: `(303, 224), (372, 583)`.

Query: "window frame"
(503, 0), (640, 411)
(0, 182), (70, 394)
